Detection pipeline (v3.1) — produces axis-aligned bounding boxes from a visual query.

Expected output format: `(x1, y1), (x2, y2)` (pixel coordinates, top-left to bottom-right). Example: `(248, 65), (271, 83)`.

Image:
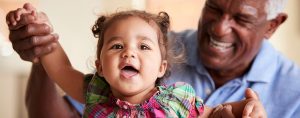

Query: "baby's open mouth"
(121, 66), (139, 78)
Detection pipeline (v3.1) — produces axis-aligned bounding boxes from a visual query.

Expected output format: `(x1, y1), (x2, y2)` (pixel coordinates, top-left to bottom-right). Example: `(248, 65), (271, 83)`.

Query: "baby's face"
(96, 16), (167, 103)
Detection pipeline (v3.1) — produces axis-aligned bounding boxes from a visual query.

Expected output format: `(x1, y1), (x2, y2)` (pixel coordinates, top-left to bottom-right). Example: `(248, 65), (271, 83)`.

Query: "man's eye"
(235, 16), (253, 25)
(111, 44), (123, 49)
(140, 44), (151, 50)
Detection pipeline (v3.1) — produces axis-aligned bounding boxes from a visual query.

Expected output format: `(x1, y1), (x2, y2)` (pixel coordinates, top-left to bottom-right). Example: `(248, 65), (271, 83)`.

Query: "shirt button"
(205, 88), (212, 95)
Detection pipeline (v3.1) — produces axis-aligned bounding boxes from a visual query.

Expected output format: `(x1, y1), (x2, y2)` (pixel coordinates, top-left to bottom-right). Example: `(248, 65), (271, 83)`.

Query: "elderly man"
(6, 0), (300, 117)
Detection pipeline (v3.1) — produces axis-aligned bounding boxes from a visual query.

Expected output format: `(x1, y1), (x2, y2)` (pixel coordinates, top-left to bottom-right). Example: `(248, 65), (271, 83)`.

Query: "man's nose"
(121, 48), (136, 58)
(211, 15), (232, 37)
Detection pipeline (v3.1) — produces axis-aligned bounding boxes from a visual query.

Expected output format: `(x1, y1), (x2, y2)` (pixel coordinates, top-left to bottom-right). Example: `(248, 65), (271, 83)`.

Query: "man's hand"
(242, 88), (267, 118)
(6, 3), (58, 63)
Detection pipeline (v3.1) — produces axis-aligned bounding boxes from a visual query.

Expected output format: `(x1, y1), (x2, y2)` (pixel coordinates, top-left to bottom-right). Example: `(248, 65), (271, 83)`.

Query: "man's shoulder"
(275, 54), (300, 79)
(251, 40), (300, 83)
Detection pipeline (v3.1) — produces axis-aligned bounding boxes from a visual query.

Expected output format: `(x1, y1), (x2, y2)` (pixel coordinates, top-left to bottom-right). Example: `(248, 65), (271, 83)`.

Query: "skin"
(198, 0), (287, 88)
(26, 64), (80, 118)
(96, 17), (167, 104)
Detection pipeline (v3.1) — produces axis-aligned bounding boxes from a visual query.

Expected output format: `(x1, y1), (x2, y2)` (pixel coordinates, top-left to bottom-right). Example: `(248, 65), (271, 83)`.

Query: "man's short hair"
(265, 0), (288, 20)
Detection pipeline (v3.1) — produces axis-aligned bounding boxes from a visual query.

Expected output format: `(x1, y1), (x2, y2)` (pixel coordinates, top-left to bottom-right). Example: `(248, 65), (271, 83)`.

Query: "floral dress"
(83, 74), (204, 118)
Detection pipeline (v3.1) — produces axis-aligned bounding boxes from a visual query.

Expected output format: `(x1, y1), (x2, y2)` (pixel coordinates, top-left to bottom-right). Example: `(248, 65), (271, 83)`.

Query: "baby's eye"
(111, 44), (123, 49)
(140, 44), (151, 50)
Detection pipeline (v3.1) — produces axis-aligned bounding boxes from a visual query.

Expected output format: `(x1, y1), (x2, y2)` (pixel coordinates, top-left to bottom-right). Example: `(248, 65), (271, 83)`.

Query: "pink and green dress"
(83, 74), (204, 118)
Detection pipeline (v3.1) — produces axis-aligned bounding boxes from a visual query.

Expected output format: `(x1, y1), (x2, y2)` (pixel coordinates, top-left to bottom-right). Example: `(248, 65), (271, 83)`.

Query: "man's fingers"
(12, 34), (59, 52)
(245, 88), (259, 100)
(18, 43), (57, 62)
(247, 103), (267, 118)
(6, 11), (17, 26)
(9, 23), (53, 42)
(9, 13), (37, 30)
(6, 8), (31, 27)
(242, 101), (255, 117)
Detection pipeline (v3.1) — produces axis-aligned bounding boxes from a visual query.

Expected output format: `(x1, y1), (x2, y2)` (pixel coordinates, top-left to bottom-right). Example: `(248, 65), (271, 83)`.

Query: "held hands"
(6, 3), (58, 63)
(209, 88), (267, 118)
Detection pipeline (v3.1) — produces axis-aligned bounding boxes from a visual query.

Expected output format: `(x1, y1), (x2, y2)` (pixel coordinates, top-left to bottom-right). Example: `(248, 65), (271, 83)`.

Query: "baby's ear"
(95, 60), (103, 77)
(158, 60), (167, 78)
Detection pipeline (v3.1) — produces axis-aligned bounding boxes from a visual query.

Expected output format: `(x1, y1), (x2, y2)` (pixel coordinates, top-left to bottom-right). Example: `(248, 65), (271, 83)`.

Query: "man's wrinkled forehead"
(207, 0), (266, 18)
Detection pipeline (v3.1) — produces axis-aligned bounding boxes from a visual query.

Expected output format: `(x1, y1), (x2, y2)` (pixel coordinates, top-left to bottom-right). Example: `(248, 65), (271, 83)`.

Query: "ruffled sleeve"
(157, 82), (204, 117)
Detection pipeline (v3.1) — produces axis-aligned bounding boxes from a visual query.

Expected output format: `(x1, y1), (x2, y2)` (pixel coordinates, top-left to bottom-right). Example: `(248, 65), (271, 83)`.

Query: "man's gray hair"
(265, 0), (288, 20)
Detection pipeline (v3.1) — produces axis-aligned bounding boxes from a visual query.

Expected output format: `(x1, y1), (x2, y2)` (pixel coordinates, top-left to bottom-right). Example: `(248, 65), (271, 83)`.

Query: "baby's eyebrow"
(138, 35), (155, 44)
(105, 36), (122, 44)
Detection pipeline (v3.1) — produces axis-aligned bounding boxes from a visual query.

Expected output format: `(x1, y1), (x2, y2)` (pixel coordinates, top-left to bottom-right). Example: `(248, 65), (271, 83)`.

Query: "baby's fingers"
(221, 105), (235, 118)
(209, 105), (223, 118)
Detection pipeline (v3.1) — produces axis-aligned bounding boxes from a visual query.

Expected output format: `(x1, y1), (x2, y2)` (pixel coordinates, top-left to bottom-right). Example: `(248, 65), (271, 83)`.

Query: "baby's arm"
(9, 10), (85, 103)
(41, 43), (85, 103)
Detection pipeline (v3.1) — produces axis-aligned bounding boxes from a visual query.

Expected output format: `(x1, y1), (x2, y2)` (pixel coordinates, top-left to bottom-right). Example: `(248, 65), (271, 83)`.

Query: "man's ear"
(95, 60), (103, 77)
(264, 13), (288, 39)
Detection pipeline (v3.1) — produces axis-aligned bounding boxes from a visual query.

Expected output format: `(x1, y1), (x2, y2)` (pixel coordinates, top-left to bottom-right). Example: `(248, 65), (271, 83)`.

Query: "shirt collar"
(244, 40), (278, 83)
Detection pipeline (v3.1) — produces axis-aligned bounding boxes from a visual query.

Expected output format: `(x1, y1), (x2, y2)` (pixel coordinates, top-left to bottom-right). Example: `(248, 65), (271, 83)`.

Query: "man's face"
(198, 0), (271, 73)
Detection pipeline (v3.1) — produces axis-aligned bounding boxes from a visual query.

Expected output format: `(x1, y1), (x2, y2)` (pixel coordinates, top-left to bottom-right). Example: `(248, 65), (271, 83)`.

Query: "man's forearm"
(25, 63), (80, 118)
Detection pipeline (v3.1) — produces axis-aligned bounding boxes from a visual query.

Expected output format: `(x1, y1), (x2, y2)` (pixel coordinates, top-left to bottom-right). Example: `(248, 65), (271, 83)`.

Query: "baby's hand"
(6, 3), (39, 30)
(209, 104), (235, 118)
(242, 88), (267, 118)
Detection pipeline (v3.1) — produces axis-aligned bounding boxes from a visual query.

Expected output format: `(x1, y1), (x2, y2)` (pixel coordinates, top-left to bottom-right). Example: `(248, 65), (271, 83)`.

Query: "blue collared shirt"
(165, 30), (300, 118)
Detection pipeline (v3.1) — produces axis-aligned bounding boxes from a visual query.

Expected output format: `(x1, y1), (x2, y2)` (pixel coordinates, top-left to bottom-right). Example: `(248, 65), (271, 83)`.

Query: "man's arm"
(26, 63), (81, 118)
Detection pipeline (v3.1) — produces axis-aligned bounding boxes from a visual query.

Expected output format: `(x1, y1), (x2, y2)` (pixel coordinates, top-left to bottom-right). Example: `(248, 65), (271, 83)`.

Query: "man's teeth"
(210, 38), (233, 49)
